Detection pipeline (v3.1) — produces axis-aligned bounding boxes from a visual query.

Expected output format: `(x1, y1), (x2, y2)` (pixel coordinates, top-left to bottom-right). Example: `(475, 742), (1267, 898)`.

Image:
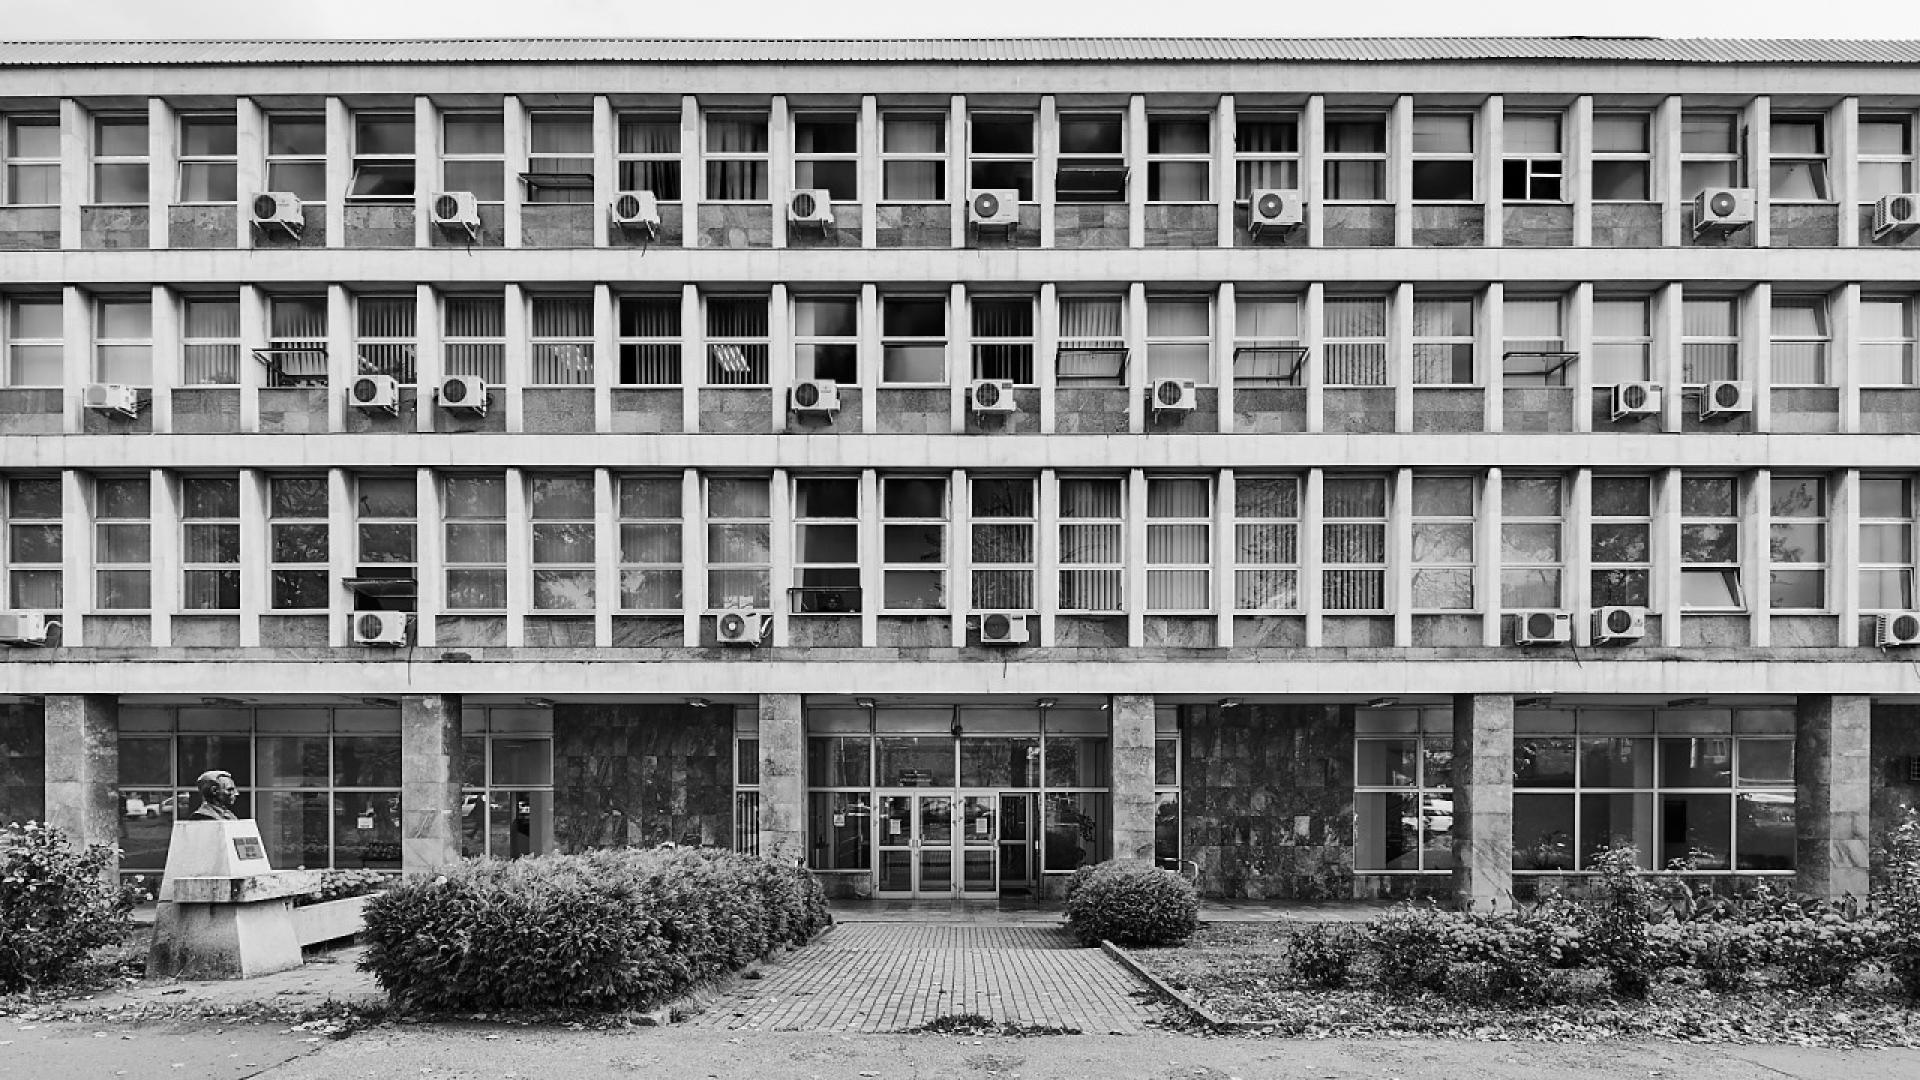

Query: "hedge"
(1064, 859), (1199, 947)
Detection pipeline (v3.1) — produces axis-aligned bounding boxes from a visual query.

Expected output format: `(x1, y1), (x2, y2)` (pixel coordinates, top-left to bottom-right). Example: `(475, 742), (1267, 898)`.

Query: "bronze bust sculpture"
(191, 769), (239, 821)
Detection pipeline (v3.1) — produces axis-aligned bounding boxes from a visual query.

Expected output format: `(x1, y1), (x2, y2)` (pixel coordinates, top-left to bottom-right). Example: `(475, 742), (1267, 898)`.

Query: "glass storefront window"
(809, 791), (873, 870)
(1044, 737), (1109, 787)
(334, 792), (403, 870)
(808, 736), (872, 787)
(877, 736), (956, 788)
(959, 738), (1038, 788)
(1044, 791), (1109, 871)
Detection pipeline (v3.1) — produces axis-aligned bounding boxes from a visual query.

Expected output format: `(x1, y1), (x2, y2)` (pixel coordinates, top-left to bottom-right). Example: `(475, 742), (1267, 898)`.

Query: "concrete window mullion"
(149, 468), (177, 647)
(1655, 95), (1681, 247)
(1481, 96), (1503, 248)
(859, 96), (878, 250)
(1836, 283), (1860, 433)
(1302, 468), (1323, 646)
(323, 98), (347, 249)
(1653, 467), (1682, 640)
(414, 286), (440, 434)
(1304, 95), (1325, 248)
(682, 284), (702, 433)
(414, 468), (441, 648)
(1214, 469), (1235, 648)
(1126, 468), (1146, 648)
(593, 283), (614, 432)
(1655, 282), (1683, 431)
(1038, 96), (1057, 249)
(60, 470), (90, 645)
(59, 99), (83, 250)
(1127, 282), (1147, 434)
(1304, 283), (1324, 433)
(148, 98), (173, 250)
(859, 468), (879, 648)
(1481, 467), (1503, 647)
(1746, 282), (1771, 433)
(1570, 95), (1593, 248)
(504, 467), (528, 647)
(1837, 469), (1861, 647)
(503, 283), (528, 433)
(1570, 282), (1594, 434)
(681, 468), (704, 647)
(235, 98), (264, 250)
(1748, 96), (1770, 248)
(61, 286), (86, 433)
(593, 96), (614, 249)
(679, 96), (700, 249)
(769, 468), (791, 646)
(947, 95), (966, 249)
(769, 283), (791, 432)
(326, 468), (352, 647)
(1391, 467), (1413, 647)
(950, 467), (969, 648)
(1038, 468), (1059, 647)
(769, 96), (789, 251)
(1391, 95), (1413, 247)
(1126, 95), (1145, 249)
(1482, 282), (1503, 433)
(1038, 282), (1058, 434)
(150, 284), (177, 434)
(239, 284), (266, 432)
(1214, 95), (1236, 248)
(502, 95), (526, 250)
(1749, 467), (1771, 647)
(948, 283), (968, 433)
(326, 284), (351, 433)
(237, 468), (265, 647)
(859, 283), (879, 432)
(413, 96), (437, 249)
(1392, 282), (1413, 433)
(1216, 283), (1235, 434)
(1569, 469), (1593, 645)
(1833, 98), (1859, 248)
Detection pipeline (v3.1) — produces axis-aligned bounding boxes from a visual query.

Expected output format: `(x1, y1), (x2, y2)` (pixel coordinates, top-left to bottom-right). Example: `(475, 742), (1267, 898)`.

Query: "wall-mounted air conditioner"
(349, 374), (399, 415)
(977, 611), (1029, 645)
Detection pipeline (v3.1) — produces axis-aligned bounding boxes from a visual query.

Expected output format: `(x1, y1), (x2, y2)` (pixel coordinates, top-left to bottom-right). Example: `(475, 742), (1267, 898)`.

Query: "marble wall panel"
(1053, 204), (1128, 248)
(1771, 204), (1840, 248)
(1591, 203), (1661, 247)
(1143, 204), (1217, 247)
(1411, 204), (1482, 247)
(1503, 386), (1573, 432)
(521, 203), (593, 248)
(1322, 205), (1393, 247)
(788, 204), (861, 249)
(875, 204), (951, 248)
(0, 206), (59, 248)
(80, 206), (148, 249)
(552, 702), (733, 851)
(523, 388), (596, 434)
(0, 388), (62, 435)
(345, 203), (416, 248)
(610, 388), (684, 434)
(168, 204), (237, 249)
(1054, 387), (1130, 434)
(1182, 703), (1355, 899)
(1502, 204), (1573, 246)
(698, 204), (774, 249)
(1412, 387), (1484, 432)
(1861, 389), (1920, 434)
(171, 388), (243, 433)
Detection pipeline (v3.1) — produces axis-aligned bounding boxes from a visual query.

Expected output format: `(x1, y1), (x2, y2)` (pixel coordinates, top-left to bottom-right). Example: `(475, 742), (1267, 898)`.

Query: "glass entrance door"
(959, 794), (997, 896)
(997, 792), (1035, 895)
(874, 791), (1001, 898)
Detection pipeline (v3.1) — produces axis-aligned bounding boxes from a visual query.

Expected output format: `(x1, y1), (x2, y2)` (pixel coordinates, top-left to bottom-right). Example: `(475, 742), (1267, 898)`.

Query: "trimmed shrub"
(0, 821), (144, 992)
(1286, 924), (1361, 989)
(293, 868), (391, 907)
(359, 846), (829, 1012)
(1063, 859), (1199, 947)
(1362, 903), (1555, 1003)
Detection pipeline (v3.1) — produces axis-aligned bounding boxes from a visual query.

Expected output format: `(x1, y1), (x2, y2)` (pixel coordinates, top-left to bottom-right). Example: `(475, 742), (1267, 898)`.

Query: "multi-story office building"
(2, 37), (1917, 907)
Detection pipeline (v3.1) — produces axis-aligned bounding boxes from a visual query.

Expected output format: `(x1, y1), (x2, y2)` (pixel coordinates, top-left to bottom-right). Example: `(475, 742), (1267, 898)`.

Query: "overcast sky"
(2, 0), (1909, 41)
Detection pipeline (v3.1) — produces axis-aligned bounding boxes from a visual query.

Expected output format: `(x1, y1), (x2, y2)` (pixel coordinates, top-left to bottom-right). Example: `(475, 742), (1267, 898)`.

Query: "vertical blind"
(1059, 478), (1123, 612)
(444, 296), (506, 383)
(530, 297), (594, 385)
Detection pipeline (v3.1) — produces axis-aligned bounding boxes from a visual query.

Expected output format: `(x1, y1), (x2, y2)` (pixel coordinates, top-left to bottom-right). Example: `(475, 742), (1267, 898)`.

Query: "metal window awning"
(343, 577), (418, 599)
(1502, 350), (1579, 381)
(1233, 345), (1311, 383)
(788, 586), (862, 615)
(252, 347), (328, 377)
(1055, 346), (1128, 380)
(519, 171), (597, 191)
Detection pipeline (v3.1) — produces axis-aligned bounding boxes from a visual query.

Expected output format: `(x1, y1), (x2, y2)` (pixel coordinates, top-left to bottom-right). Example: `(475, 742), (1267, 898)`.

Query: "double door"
(877, 791), (1031, 898)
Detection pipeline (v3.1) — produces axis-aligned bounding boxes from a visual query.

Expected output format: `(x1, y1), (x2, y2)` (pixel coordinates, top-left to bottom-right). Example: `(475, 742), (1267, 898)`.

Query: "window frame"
(442, 293), (506, 385)
(880, 475), (949, 614)
(1592, 111), (1653, 202)
(1768, 114), (1831, 203)
(93, 296), (154, 386)
(1232, 112), (1300, 201)
(181, 295), (242, 386)
(616, 294), (682, 387)
(1502, 294), (1572, 388)
(353, 474), (419, 595)
(1411, 293), (1476, 386)
(1501, 112), (1564, 203)
(1592, 295), (1654, 385)
(1145, 295), (1213, 385)
(5, 476), (62, 611)
(265, 294), (328, 388)
(1055, 110), (1127, 204)
(1145, 112), (1211, 204)
(792, 294), (860, 385)
(523, 110), (590, 205)
(880, 112), (946, 203)
(5, 296), (61, 387)
(703, 112), (770, 204)
(615, 113), (683, 201)
(1323, 113), (1388, 203)
(1590, 474), (1653, 608)
(1411, 474), (1477, 612)
(1232, 293), (1306, 387)
(1860, 295), (1916, 387)
(264, 113), (325, 202)
(1055, 293), (1128, 386)
(880, 295), (948, 386)
(354, 294), (417, 383)
(1354, 727), (1455, 873)
(347, 112), (416, 203)
(1322, 475), (1390, 613)
(1681, 474), (1745, 612)
(1768, 474), (1828, 613)
(705, 475), (771, 612)
(1769, 294), (1830, 387)
(970, 295), (1035, 384)
(1323, 294), (1389, 387)
(792, 112), (859, 202)
(969, 475), (1036, 613)
(1859, 475), (1915, 613)
(527, 294), (594, 387)
(1500, 475), (1565, 610)
(179, 475), (240, 613)
(1232, 475), (1300, 612)
(4, 114), (60, 206)
(1057, 475), (1125, 614)
(441, 474), (508, 614)
(967, 111), (1036, 202)
(791, 476), (861, 615)
(1681, 294), (1741, 387)
(1680, 110), (1744, 196)
(93, 475), (151, 613)
(616, 474), (682, 614)
(91, 113), (150, 206)
(706, 294), (770, 386)
(1145, 476), (1212, 614)
(527, 473), (595, 613)
(441, 111), (506, 204)
(1410, 110), (1476, 203)
(176, 113), (237, 205)
(267, 475), (328, 613)
(1859, 114), (1915, 203)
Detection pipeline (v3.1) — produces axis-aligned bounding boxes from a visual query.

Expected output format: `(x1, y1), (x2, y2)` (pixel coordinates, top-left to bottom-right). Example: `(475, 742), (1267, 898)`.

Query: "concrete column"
(859, 95), (878, 250)
(1748, 96), (1771, 248)
(150, 284), (177, 433)
(504, 467), (528, 647)
(1126, 95), (1146, 249)
(858, 468), (879, 647)
(1836, 469), (1861, 648)
(1038, 282), (1058, 433)
(1833, 98), (1858, 248)
(1748, 466), (1772, 647)
(680, 95), (700, 250)
(756, 693), (805, 867)
(1302, 468), (1324, 646)
(681, 284), (702, 433)
(1655, 95), (1682, 247)
(503, 283), (528, 433)
(61, 285), (86, 433)
(1451, 692), (1514, 913)
(1214, 95), (1236, 248)
(1126, 468), (1146, 648)
(1391, 96), (1413, 247)
(399, 694), (462, 876)
(1747, 281), (1771, 433)
(769, 467), (791, 646)
(1038, 95), (1057, 249)
(1216, 282), (1235, 433)
(1304, 282), (1325, 432)
(502, 96), (525, 250)
(681, 467), (703, 647)
(592, 283), (614, 432)
(1037, 468), (1059, 647)
(414, 96), (437, 250)
(1794, 694), (1871, 900)
(948, 95), (966, 248)
(58, 99), (83, 250)
(43, 694), (118, 876)
(859, 282), (879, 431)
(1571, 95), (1594, 248)
(1482, 282), (1503, 433)
(769, 96), (789, 250)
(593, 467), (614, 647)
(414, 468), (441, 648)
(60, 470), (89, 646)
(1481, 96), (1503, 248)
(1481, 468), (1503, 647)
(414, 285), (440, 432)
(235, 98), (263, 250)
(149, 468), (176, 647)
(592, 96), (614, 249)
(1127, 281), (1147, 433)
(1836, 283), (1860, 434)
(1571, 282), (1594, 433)
(323, 97), (348, 249)
(1109, 693), (1157, 864)
(948, 282), (968, 433)
(1392, 281), (1413, 432)
(326, 468), (352, 647)
(325, 284), (350, 433)
(237, 468), (265, 647)
(950, 467), (970, 649)
(1304, 95), (1325, 248)
(148, 97), (174, 250)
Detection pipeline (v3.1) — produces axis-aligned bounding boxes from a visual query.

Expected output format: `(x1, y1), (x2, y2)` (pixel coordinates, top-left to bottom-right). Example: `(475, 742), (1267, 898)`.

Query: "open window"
(1056, 113), (1126, 203)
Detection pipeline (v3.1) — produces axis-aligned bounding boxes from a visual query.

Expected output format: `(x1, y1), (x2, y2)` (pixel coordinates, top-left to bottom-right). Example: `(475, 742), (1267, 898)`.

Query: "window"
(1411, 112), (1473, 201)
(1146, 114), (1209, 202)
(354, 475), (417, 603)
(1057, 112), (1125, 203)
(707, 476), (770, 611)
(617, 114), (681, 200)
(1056, 295), (1126, 385)
(1501, 476), (1563, 609)
(268, 476), (328, 611)
(355, 296), (416, 382)
(969, 113), (1034, 200)
(1591, 475), (1653, 607)
(1323, 476), (1388, 612)
(1145, 297), (1211, 384)
(6, 477), (61, 609)
(92, 115), (148, 204)
(177, 115), (236, 203)
(970, 476), (1035, 611)
(4, 116), (58, 205)
(1861, 297), (1915, 387)
(443, 475), (507, 612)
(443, 295), (505, 384)
(1355, 721), (1453, 871)
(349, 113), (414, 200)
(1860, 116), (1914, 202)
(1681, 475), (1743, 610)
(94, 476), (149, 611)
(1233, 295), (1305, 386)
(617, 475), (681, 612)
(1502, 296), (1572, 388)
(442, 113), (505, 202)
(524, 112), (589, 204)
(529, 296), (593, 386)
(1058, 477), (1124, 613)
(1411, 476), (1475, 610)
(617, 295), (680, 386)
(706, 296), (769, 385)
(1233, 113), (1298, 199)
(1769, 475), (1826, 612)
(881, 113), (944, 201)
(182, 298), (240, 386)
(971, 297), (1034, 383)
(1592, 113), (1652, 201)
(882, 297), (946, 384)
(1681, 111), (1742, 195)
(793, 114), (857, 201)
(792, 477), (860, 614)
(1233, 476), (1299, 611)
(1154, 716), (1182, 872)
(1860, 476), (1915, 612)
(1411, 295), (1474, 385)
(881, 476), (947, 612)
(459, 709), (556, 861)
(94, 298), (152, 385)
(265, 115), (325, 202)
(1770, 296), (1828, 385)
(1146, 478), (1210, 613)
(1682, 296), (1740, 385)
(1769, 115), (1829, 201)
(1502, 113), (1563, 201)
(793, 296), (858, 384)
(180, 476), (239, 611)
(1592, 297), (1653, 384)
(529, 475), (594, 612)
(1323, 115), (1387, 201)
(1324, 295), (1388, 386)
(266, 296), (327, 388)
(6, 298), (61, 386)
(705, 113), (768, 202)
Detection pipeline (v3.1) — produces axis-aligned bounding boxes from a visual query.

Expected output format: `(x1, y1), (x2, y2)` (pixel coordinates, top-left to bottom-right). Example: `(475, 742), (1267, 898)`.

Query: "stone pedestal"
(1110, 694), (1157, 864)
(1451, 693), (1514, 913)
(400, 694), (461, 876)
(1796, 694), (1871, 900)
(43, 695), (118, 875)
(148, 819), (316, 979)
(757, 694), (805, 866)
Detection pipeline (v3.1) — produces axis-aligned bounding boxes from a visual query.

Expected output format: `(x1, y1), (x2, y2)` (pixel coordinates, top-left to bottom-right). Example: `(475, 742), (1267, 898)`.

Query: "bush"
(1361, 903), (1555, 1003)
(0, 821), (144, 992)
(1584, 845), (1659, 998)
(1877, 815), (1920, 1000)
(1063, 860), (1198, 947)
(293, 868), (391, 908)
(359, 846), (829, 1012)
(1286, 924), (1361, 989)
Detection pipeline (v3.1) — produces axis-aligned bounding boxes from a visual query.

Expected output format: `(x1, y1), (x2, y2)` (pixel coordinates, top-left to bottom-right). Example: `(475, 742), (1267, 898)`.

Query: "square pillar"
(399, 694), (462, 876)
(757, 693), (805, 866)
(1451, 692), (1514, 912)
(43, 694), (119, 876)
(1110, 693), (1157, 864)
(1795, 694), (1871, 900)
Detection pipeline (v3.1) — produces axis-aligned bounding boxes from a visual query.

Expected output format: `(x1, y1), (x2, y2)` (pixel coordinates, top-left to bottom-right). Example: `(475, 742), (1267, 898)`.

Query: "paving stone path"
(689, 922), (1166, 1034)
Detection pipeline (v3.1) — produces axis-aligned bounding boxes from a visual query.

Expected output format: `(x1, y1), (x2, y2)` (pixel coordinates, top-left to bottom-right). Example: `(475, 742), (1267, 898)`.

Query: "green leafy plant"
(0, 821), (145, 992)
(1285, 923), (1361, 989)
(1063, 859), (1199, 947)
(1361, 902), (1556, 1003)
(292, 868), (392, 908)
(1877, 815), (1920, 1000)
(1584, 844), (1659, 999)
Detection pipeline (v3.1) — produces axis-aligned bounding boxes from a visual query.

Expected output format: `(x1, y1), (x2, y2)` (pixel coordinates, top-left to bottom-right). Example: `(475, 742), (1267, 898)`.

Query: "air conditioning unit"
(1692, 187), (1755, 233)
(790, 379), (840, 416)
(610, 190), (662, 234)
(0, 610), (50, 646)
(715, 609), (767, 646)
(81, 382), (140, 418)
(1610, 381), (1662, 422)
(1592, 605), (1648, 644)
(1248, 188), (1304, 234)
(977, 611), (1029, 645)
(1698, 380), (1752, 421)
(431, 191), (481, 236)
(968, 188), (1019, 228)
(352, 610), (408, 647)
(1877, 611), (1920, 648)
(1873, 193), (1920, 240)
(1513, 610), (1573, 645)
(788, 189), (833, 227)
(969, 379), (1016, 415)
(349, 374), (400, 415)
(1149, 378), (1196, 414)
(438, 375), (488, 415)
(250, 191), (303, 234)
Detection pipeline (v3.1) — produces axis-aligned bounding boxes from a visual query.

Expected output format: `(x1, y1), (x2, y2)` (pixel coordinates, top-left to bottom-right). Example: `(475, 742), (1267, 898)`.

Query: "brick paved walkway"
(689, 922), (1165, 1033)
